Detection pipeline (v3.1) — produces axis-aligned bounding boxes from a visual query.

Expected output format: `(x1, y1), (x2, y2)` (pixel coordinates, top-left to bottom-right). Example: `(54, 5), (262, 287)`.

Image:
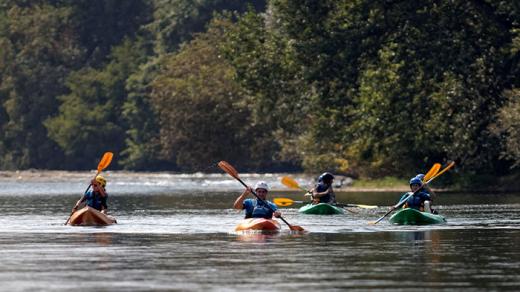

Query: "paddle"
(64, 152), (114, 225)
(280, 176), (377, 209)
(369, 161), (455, 225)
(218, 161), (305, 232)
(273, 197), (378, 209)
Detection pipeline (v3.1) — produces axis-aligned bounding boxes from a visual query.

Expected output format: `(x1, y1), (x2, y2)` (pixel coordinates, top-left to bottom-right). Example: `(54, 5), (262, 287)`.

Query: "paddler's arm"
(268, 201), (282, 218)
(233, 187), (251, 210)
(394, 193), (410, 209)
(273, 205), (281, 218)
(312, 186), (332, 198)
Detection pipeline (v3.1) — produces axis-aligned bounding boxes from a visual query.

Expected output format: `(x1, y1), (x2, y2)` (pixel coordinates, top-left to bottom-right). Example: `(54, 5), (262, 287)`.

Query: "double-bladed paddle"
(273, 197), (378, 209)
(64, 152), (114, 225)
(218, 161), (305, 232)
(368, 161), (455, 225)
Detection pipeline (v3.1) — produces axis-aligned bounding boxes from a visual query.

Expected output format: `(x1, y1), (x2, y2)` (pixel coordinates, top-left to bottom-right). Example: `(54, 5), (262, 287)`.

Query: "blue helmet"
(409, 177), (422, 186)
(318, 172), (334, 183)
(416, 174), (425, 180)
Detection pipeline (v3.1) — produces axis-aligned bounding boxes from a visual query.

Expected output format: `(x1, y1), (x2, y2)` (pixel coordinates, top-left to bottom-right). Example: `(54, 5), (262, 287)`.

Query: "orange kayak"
(235, 218), (281, 232)
(68, 206), (116, 226)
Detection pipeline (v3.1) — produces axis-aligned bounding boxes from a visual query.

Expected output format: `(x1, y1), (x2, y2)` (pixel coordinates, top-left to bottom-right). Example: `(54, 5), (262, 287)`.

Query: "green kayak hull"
(389, 208), (446, 225)
(298, 203), (344, 215)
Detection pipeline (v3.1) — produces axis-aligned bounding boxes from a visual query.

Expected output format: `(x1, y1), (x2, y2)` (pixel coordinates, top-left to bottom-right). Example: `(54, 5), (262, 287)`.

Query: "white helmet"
(254, 181), (269, 192)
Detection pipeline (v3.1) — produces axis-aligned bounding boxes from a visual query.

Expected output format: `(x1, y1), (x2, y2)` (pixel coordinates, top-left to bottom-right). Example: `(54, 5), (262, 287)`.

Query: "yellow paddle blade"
(218, 161), (240, 180)
(273, 198), (295, 207)
(424, 163), (441, 181)
(97, 152), (114, 172)
(281, 176), (300, 190)
(355, 204), (378, 209)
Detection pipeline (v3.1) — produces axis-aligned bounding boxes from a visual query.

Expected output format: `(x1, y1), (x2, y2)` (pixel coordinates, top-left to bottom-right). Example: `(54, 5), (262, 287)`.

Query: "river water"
(0, 172), (519, 291)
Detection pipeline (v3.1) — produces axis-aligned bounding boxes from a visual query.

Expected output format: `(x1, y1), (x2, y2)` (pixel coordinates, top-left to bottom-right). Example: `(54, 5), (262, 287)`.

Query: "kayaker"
(233, 181), (281, 219)
(72, 175), (109, 214)
(310, 172), (336, 205)
(398, 176), (435, 213)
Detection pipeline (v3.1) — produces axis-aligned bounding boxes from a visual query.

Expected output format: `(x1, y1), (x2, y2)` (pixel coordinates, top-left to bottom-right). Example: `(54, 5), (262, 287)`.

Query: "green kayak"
(298, 203), (344, 215)
(389, 208), (446, 225)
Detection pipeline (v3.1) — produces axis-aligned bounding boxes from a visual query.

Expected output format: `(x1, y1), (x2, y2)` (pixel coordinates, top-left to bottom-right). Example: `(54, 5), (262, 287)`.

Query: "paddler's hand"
(273, 211), (281, 218)
(72, 206), (78, 213)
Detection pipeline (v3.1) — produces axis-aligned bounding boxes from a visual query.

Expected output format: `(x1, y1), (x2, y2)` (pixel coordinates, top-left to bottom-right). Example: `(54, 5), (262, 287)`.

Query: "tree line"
(0, 0), (518, 185)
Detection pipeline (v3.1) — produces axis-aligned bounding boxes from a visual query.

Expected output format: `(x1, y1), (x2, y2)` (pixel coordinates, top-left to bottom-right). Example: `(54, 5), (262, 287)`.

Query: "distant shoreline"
(1, 170), (519, 193)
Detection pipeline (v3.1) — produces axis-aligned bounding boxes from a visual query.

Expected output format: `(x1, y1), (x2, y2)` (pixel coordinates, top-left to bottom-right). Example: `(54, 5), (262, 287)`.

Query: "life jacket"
(244, 199), (275, 219)
(402, 191), (430, 211)
(85, 190), (107, 211)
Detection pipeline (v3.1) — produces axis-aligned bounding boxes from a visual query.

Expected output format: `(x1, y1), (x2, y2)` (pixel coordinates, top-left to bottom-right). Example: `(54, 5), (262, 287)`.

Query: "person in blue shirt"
(233, 181), (281, 219)
(72, 175), (109, 214)
(311, 172), (336, 205)
(398, 175), (435, 213)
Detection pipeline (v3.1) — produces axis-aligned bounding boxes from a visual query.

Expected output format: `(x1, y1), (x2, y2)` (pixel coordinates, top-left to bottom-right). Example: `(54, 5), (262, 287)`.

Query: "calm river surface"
(0, 172), (519, 291)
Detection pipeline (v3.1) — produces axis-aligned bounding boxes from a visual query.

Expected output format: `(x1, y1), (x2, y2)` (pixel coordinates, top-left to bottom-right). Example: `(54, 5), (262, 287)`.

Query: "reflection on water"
(0, 176), (519, 290)
(1, 230), (519, 290)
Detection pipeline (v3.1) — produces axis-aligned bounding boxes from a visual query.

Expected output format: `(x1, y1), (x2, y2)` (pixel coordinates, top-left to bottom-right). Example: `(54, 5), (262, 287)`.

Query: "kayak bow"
(68, 206), (117, 226)
(388, 208), (446, 225)
(235, 218), (281, 232)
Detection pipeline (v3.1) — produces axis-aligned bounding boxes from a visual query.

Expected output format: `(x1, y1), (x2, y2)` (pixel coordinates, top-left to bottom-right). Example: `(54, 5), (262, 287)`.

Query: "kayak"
(68, 206), (117, 226)
(389, 208), (446, 225)
(235, 218), (281, 232)
(298, 203), (344, 215)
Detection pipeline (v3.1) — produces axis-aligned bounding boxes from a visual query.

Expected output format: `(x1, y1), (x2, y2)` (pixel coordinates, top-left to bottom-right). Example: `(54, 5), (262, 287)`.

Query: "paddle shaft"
(337, 203), (369, 208)
(234, 176), (295, 228)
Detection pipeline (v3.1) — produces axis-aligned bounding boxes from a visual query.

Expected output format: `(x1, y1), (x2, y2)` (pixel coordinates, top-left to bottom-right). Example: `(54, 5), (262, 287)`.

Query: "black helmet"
(318, 172), (334, 183)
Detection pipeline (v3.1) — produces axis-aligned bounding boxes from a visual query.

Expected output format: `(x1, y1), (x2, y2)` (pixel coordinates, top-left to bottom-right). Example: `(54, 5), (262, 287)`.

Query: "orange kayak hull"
(235, 218), (281, 232)
(68, 206), (116, 226)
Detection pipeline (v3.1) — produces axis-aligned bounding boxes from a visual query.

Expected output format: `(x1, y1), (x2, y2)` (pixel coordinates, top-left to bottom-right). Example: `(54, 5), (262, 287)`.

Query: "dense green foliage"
(0, 0), (518, 182)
